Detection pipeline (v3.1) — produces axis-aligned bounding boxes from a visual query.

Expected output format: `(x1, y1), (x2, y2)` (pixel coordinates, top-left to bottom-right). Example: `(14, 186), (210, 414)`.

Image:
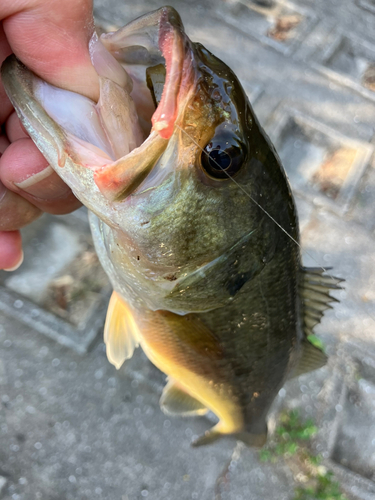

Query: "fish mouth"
(98, 6), (190, 140)
(92, 6), (195, 200)
(1, 7), (195, 203)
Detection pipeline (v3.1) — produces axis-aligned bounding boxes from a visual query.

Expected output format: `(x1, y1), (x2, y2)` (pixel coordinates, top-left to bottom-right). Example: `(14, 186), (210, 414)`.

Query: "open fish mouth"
(2, 5), (272, 301)
(96, 5), (195, 142)
(1, 7), (195, 203)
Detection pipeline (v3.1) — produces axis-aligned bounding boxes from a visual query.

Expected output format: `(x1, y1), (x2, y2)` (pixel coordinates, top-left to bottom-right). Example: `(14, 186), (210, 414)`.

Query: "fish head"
(2, 6), (283, 312)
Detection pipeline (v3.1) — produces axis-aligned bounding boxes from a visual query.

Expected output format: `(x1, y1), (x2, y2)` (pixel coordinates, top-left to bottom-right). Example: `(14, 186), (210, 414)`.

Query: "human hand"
(0, 0), (100, 270)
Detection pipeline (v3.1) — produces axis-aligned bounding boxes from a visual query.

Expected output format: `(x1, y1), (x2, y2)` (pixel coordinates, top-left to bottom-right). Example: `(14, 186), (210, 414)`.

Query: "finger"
(0, 180), (41, 230)
(0, 22), (13, 123)
(2, 0), (99, 101)
(0, 230), (23, 271)
(0, 134), (10, 154)
(0, 138), (81, 214)
(5, 111), (28, 142)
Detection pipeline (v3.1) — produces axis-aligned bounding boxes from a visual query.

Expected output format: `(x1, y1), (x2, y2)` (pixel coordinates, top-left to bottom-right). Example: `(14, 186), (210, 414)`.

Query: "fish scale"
(1, 5), (340, 447)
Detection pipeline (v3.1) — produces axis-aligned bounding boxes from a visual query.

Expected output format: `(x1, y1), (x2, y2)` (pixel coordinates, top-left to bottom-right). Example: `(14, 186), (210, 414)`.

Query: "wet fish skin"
(1, 6), (334, 446)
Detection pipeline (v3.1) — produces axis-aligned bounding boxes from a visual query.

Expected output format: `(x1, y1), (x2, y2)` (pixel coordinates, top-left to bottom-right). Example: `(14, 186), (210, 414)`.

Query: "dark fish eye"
(201, 134), (246, 180)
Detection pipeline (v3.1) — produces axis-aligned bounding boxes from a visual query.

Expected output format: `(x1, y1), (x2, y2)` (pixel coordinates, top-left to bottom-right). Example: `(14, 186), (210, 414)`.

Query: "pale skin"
(0, 0), (99, 269)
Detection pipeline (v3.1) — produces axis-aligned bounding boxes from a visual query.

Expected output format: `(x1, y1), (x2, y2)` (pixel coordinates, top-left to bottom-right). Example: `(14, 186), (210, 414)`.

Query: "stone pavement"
(1, 0), (375, 498)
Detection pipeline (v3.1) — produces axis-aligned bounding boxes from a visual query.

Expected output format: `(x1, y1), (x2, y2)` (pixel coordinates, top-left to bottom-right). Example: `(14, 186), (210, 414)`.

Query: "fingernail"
(14, 165), (54, 192)
(14, 166), (70, 199)
(3, 251), (24, 272)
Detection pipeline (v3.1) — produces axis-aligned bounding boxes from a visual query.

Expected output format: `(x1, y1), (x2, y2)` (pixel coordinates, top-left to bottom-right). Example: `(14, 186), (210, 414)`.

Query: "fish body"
(1, 6), (338, 446)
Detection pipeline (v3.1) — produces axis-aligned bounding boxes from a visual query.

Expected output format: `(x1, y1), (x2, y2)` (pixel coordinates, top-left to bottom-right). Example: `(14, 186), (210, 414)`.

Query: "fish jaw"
(99, 6), (190, 140)
(0, 55), (137, 228)
(0, 6), (198, 214)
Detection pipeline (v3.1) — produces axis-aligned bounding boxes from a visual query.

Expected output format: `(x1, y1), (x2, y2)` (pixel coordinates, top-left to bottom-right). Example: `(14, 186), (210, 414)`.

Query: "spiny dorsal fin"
(160, 378), (208, 417)
(300, 266), (343, 338)
(104, 291), (140, 370)
(290, 338), (328, 378)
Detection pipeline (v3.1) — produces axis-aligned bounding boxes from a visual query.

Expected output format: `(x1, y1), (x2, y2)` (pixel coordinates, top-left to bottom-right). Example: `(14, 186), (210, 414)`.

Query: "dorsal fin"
(104, 292), (140, 369)
(300, 267), (343, 338)
(290, 338), (328, 378)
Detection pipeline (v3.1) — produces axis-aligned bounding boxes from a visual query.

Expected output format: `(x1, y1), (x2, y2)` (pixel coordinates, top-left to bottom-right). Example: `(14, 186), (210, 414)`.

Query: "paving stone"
(269, 353), (375, 500)
(0, 315), (240, 500)
(314, 32), (375, 102)
(0, 211), (111, 354)
(331, 371), (375, 481)
(3, 220), (83, 303)
(214, 0), (319, 56)
(292, 0), (375, 46)
(316, 341), (375, 500)
(356, 0), (375, 15)
(1, 0), (375, 499)
(267, 107), (373, 213)
(300, 208), (375, 349)
(218, 445), (295, 500)
(0, 477), (7, 496)
(347, 157), (375, 233)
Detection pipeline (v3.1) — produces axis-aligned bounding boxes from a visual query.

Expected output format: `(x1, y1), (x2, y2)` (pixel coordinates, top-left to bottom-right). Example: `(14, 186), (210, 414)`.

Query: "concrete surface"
(1, 0), (375, 498)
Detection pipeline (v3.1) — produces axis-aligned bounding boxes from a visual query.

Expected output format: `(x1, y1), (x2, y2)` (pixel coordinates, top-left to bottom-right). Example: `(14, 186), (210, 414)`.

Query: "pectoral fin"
(104, 292), (140, 369)
(160, 378), (208, 416)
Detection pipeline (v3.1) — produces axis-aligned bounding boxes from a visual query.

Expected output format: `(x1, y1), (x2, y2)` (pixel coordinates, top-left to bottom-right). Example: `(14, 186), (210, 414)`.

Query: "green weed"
(259, 410), (347, 500)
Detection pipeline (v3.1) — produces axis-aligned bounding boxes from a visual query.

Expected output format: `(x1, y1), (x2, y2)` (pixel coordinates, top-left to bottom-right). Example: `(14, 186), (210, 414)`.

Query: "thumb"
(1, 0), (99, 101)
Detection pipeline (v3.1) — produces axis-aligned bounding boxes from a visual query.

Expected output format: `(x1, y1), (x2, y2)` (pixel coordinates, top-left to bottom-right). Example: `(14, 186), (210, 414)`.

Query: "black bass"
(1, 6), (340, 446)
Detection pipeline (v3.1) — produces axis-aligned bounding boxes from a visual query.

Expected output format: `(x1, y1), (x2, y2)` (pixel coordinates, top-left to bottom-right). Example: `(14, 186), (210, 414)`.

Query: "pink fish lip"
(100, 6), (195, 142)
(92, 130), (169, 203)
(150, 7), (188, 139)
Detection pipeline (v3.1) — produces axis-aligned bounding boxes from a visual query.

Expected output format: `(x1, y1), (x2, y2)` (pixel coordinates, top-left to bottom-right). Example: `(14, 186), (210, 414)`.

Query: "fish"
(1, 6), (341, 447)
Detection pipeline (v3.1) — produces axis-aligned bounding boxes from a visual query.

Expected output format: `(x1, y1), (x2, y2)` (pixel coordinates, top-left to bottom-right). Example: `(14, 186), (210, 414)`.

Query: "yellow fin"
(191, 423), (268, 448)
(104, 292), (140, 370)
(191, 427), (222, 447)
(160, 378), (208, 417)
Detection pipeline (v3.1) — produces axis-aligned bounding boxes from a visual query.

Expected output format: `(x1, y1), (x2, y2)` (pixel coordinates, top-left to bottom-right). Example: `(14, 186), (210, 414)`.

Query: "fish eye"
(200, 133), (246, 180)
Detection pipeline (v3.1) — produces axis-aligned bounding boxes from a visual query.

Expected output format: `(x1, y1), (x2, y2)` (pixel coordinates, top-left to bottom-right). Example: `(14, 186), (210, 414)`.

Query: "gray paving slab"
(0, 314), (240, 500)
(1, 0), (375, 499)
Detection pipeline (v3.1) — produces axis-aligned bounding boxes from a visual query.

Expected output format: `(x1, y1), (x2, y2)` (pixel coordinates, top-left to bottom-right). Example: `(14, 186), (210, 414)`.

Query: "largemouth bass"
(1, 6), (341, 447)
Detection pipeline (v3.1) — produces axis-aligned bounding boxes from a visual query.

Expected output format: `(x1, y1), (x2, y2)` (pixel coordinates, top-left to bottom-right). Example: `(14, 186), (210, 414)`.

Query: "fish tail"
(191, 426), (222, 447)
(234, 430), (267, 448)
(236, 416), (268, 447)
(191, 421), (268, 448)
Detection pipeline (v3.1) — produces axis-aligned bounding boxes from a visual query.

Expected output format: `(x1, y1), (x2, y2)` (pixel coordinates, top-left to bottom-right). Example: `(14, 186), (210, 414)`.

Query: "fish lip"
(100, 6), (196, 142)
(1, 54), (71, 170)
(149, 7), (187, 139)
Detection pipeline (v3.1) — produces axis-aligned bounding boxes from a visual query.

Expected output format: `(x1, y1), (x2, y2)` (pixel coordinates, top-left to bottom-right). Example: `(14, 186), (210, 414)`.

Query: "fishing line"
(176, 125), (334, 278)
(177, 123), (375, 327)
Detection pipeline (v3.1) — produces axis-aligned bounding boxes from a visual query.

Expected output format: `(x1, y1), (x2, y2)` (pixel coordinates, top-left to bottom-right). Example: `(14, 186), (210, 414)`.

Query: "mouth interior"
(146, 64), (166, 108)
(23, 16), (182, 202)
